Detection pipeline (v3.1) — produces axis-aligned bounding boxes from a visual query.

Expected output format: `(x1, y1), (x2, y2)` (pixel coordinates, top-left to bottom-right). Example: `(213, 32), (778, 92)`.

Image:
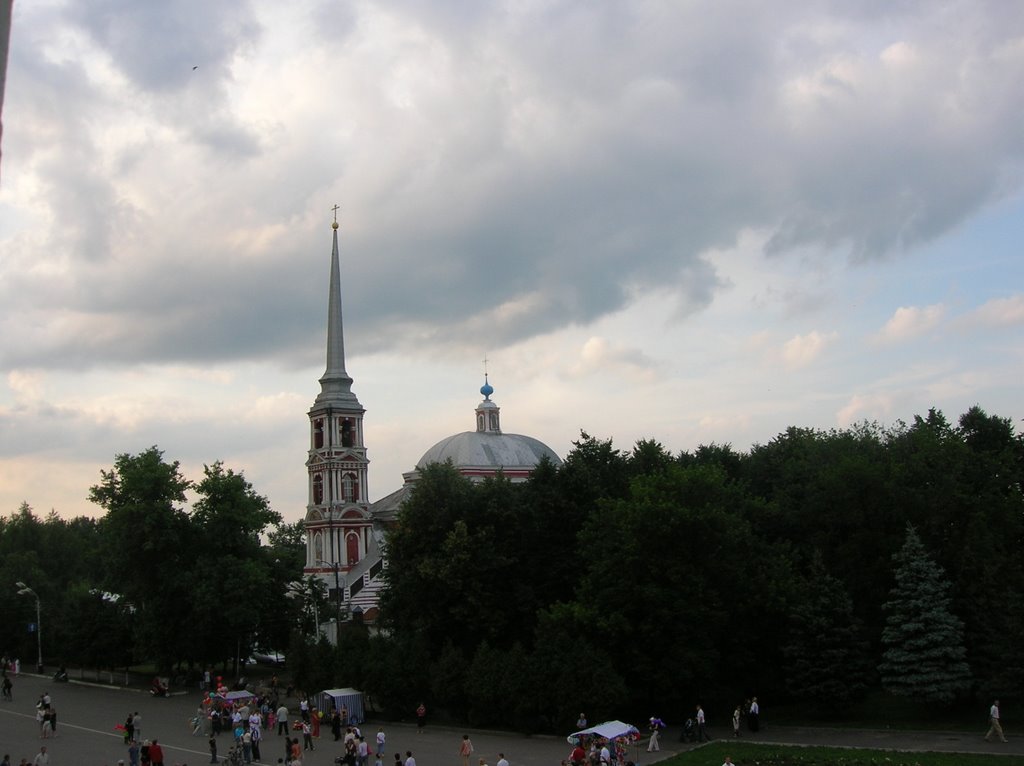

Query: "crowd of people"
(1, 677), (1012, 766)
(182, 684), (383, 766)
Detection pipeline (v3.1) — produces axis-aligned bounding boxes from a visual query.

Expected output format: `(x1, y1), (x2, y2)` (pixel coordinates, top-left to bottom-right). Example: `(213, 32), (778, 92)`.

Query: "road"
(0, 673), (1017, 764)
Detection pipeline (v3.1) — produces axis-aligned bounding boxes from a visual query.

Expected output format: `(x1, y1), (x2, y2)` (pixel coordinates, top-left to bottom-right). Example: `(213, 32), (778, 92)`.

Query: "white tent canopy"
(567, 720), (639, 743)
(316, 687), (365, 723)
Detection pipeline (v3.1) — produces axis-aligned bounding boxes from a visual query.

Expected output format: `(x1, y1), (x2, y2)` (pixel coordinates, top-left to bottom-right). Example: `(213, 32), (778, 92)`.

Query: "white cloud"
(780, 331), (838, 369)
(876, 304), (946, 343)
(836, 393), (901, 428)
(567, 337), (658, 382)
(961, 294), (1024, 328)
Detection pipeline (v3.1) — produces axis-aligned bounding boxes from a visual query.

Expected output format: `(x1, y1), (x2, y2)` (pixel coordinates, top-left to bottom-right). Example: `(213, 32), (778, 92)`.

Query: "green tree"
(187, 462), (282, 667)
(58, 586), (133, 670)
(879, 524), (971, 703)
(528, 603), (627, 730)
(951, 407), (1024, 696)
(464, 641), (531, 728)
(573, 463), (793, 711)
(782, 553), (870, 711)
(1, 503), (105, 667)
(379, 463), (507, 656)
(90, 446), (195, 670)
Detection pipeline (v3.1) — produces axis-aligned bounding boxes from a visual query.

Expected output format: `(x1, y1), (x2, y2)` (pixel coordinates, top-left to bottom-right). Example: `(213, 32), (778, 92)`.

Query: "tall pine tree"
(783, 553), (870, 711)
(879, 524), (971, 703)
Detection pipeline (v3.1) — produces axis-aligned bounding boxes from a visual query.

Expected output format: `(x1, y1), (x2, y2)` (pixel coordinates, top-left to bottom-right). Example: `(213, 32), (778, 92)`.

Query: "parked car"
(251, 648), (286, 666)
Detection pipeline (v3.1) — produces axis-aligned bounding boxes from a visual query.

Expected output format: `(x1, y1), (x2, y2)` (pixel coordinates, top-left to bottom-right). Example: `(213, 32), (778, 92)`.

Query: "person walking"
(40, 708), (53, 739)
(128, 739), (140, 766)
(696, 705), (710, 742)
(302, 720), (314, 751)
(276, 704), (289, 736)
(31, 748), (48, 766)
(416, 703), (426, 733)
(748, 698), (760, 733)
(376, 727), (386, 756)
(460, 734), (475, 766)
(732, 706), (741, 738)
(986, 699), (1008, 742)
(251, 721), (262, 762)
(646, 717), (663, 752)
(209, 734), (218, 763)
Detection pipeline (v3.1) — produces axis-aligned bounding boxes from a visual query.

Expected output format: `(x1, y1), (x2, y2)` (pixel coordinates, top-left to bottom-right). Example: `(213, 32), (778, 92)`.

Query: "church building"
(303, 216), (561, 630)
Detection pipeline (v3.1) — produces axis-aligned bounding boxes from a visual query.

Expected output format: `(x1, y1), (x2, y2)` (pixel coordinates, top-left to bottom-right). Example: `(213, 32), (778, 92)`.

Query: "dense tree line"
(2, 406), (1021, 733)
(0, 447), (306, 678)
(371, 406), (1024, 730)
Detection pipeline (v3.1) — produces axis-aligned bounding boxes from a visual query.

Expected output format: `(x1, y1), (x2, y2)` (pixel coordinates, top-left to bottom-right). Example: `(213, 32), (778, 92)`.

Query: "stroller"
(679, 718), (696, 743)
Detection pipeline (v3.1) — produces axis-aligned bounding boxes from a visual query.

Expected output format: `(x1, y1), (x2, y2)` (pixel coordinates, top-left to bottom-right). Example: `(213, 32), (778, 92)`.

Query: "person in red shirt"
(148, 740), (164, 766)
(570, 744), (586, 766)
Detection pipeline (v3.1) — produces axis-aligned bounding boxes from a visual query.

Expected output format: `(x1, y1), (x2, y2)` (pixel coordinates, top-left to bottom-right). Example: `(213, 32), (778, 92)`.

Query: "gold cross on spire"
(331, 204), (340, 230)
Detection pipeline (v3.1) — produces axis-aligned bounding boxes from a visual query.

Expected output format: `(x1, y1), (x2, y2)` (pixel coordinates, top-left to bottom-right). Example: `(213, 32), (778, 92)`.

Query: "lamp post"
(315, 559), (344, 626)
(15, 581), (42, 673)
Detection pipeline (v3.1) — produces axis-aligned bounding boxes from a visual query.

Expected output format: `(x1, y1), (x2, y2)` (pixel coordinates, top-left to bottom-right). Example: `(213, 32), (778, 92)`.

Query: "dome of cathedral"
(416, 430), (561, 472)
(414, 376), (561, 476)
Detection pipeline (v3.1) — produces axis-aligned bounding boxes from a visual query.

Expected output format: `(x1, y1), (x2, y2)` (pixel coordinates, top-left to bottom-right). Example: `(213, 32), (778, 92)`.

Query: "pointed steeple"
(317, 216), (359, 406)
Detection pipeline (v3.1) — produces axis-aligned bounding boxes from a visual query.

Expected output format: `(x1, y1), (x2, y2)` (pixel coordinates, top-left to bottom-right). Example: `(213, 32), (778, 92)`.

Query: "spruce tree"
(783, 554), (870, 710)
(878, 524), (971, 703)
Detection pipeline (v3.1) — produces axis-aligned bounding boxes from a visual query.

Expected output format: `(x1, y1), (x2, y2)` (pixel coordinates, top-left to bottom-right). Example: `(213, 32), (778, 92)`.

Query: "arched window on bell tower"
(313, 474), (324, 505)
(313, 418), (324, 449)
(340, 417), (355, 447)
(346, 531), (360, 564)
(342, 473), (355, 502)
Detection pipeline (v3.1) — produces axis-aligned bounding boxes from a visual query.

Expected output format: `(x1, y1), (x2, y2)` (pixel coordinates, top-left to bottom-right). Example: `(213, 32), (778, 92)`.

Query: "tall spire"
(317, 212), (358, 405)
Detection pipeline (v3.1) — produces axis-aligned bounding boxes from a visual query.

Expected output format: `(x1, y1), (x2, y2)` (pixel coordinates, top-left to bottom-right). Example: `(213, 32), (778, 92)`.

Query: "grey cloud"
(4, 2), (1024, 372)
(68, 0), (261, 92)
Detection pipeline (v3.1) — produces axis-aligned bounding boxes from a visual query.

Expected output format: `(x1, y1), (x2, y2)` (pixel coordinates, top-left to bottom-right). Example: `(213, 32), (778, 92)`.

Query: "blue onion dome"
(480, 376), (494, 399)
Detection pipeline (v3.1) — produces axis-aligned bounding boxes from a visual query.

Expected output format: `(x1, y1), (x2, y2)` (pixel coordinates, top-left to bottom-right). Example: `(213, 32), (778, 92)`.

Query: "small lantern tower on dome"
(475, 371), (501, 435)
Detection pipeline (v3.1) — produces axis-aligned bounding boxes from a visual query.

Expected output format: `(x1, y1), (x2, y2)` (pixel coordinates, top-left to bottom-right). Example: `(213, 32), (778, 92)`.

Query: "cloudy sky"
(2, 0), (1023, 522)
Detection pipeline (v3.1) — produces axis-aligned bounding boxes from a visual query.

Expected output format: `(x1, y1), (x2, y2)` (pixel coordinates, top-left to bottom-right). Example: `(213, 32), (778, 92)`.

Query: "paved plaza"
(0, 673), (1018, 764)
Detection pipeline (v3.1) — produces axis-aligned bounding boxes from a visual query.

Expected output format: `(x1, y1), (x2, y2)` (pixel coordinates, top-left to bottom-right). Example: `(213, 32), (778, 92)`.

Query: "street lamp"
(315, 559), (344, 625)
(15, 581), (42, 673)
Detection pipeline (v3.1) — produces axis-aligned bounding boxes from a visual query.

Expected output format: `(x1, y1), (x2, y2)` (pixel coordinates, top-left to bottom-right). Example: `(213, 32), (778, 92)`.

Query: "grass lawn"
(662, 742), (1024, 765)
